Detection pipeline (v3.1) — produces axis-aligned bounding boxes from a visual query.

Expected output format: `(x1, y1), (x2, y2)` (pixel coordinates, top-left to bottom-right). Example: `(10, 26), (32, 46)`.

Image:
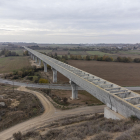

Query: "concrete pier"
(104, 107), (125, 120)
(52, 68), (57, 83)
(44, 62), (47, 72)
(33, 55), (35, 61)
(31, 54), (33, 59)
(69, 80), (78, 100)
(35, 56), (37, 63)
(39, 59), (41, 66)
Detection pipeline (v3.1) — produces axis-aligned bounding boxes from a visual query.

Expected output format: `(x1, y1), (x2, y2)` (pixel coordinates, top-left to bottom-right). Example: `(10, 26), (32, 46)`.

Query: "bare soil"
(57, 60), (140, 87)
(51, 90), (103, 106)
(34, 88), (103, 109)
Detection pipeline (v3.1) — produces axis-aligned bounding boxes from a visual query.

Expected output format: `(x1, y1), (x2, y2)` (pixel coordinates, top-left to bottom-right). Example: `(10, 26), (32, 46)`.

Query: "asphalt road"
(0, 86), (105, 140)
(0, 78), (140, 91)
(0, 78), (83, 90)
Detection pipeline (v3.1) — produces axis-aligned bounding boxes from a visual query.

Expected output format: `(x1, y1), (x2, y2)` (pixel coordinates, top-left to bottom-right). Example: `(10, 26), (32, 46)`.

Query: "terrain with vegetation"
(1, 44), (140, 140)
(0, 84), (43, 131)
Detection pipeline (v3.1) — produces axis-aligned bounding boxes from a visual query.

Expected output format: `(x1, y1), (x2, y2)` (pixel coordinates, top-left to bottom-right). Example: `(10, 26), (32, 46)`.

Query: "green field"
(86, 51), (112, 56)
(118, 50), (140, 55)
(0, 56), (30, 73)
(37, 50), (52, 54)
(10, 49), (24, 56)
(70, 51), (86, 55)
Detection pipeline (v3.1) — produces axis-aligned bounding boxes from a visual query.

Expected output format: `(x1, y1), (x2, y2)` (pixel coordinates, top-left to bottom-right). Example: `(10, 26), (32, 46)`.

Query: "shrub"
(33, 76), (39, 83)
(39, 78), (49, 83)
(63, 97), (68, 103)
(12, 75), (19, 79)
(130, 115), (139, 122)
(91, 131), (113, 140)
(13, 131), (22, 140)
(26, 76), (33, 81)
(134, 58), (140, 63)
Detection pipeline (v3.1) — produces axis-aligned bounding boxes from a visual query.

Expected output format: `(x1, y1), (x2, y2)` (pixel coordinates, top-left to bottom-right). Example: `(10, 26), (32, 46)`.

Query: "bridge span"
(24, 46), (140, 120)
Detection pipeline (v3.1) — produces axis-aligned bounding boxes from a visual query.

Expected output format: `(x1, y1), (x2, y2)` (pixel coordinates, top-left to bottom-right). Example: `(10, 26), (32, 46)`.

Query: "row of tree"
(49, 53), (140, 63)
(0, 49), (19, 57)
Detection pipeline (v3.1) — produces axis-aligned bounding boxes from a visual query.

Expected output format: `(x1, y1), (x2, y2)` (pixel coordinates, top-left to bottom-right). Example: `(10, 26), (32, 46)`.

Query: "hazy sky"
(0, 0), (140, 43)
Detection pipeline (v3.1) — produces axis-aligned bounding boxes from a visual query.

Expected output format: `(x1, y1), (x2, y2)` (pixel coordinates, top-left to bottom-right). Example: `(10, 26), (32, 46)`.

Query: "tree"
(86, 55), (90, 60)
(23, 50), (28, 56)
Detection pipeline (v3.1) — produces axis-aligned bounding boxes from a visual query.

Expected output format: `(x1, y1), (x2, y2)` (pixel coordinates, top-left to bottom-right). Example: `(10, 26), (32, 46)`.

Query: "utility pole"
(13, 81), (14, 92)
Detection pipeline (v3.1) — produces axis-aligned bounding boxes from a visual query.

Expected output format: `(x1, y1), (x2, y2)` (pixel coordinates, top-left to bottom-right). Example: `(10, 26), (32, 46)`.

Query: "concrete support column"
(52, 68), (57, 83)
(69, 80), (78, 100)
(39, 59), (41, 66)
(31, 54), (33, 59)
(33, 55), (35, 61)
(43, 62), (47, 72)
(35, 56), (38, 63)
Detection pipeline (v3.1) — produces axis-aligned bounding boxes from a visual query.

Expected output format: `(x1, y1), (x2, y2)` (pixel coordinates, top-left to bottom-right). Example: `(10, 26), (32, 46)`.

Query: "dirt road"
(0, 87), (105, 140)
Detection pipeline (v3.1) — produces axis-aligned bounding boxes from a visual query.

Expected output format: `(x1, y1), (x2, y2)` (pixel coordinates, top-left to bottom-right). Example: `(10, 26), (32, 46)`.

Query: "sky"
(0, 0), (140, 44)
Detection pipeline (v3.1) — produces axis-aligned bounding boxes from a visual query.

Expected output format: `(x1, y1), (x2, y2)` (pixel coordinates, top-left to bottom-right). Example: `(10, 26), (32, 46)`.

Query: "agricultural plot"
(0, 56), (30, 73)
(10, 49), (24, 56)
(86, 51), (112, 56)
(70, 51), (87, 55)
(36, 50), (52, 54)
(57, 60), (140, 87)
(52, 51), (68, 55)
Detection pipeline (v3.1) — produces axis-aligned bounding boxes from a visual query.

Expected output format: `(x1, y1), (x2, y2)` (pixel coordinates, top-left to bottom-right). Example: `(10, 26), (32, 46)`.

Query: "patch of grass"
(9, 49), (24, 56)
(37, 50), (52, 54)
(70, 51), (86, 55)
(86, 51), (112, 56)
(0, 56), (30, 73)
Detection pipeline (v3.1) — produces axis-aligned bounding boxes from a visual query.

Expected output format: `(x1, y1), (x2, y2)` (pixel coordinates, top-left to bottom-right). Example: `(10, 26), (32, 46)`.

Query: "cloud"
(0, 0), (140, 43)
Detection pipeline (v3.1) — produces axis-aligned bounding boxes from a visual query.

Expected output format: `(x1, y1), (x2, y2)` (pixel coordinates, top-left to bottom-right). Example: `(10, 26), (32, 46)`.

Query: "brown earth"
(50, 90), (102, 106)
(57, 60), (140, 87)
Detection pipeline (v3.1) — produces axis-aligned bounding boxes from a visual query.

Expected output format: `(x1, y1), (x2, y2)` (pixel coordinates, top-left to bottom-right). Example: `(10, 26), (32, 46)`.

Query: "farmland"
(36, 50), (52, 54)
(0, 56), (30, 73)
(57, 60), (140, 87)
(86, 51), (112, 56)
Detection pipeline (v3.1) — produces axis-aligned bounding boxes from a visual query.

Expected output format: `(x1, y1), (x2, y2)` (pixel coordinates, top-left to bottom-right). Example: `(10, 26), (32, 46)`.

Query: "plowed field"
(57, 60), (140, 87)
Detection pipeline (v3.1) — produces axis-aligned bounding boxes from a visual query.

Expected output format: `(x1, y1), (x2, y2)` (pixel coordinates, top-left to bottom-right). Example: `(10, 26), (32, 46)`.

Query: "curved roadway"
(0, 86), (105, 140)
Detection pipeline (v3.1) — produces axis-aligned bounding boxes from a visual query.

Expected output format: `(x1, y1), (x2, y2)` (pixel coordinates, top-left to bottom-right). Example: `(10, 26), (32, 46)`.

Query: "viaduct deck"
(24, 46), (140, 119)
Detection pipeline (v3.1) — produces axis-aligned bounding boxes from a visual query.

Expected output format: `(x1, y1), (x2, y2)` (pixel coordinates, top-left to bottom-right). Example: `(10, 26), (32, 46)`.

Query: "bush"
(33, 76), (39, 83)
(63, 97), (68, 103)
(134, 58), (140, 63)
(12, 75), (19, 79)
(39, 78), (49, 83)
(26, 76), (33, 81)
(116, 56), (132, 63)
(130, 115), (139, 122)
(13, 131), (22, 140)
(91, 131), (113, 140)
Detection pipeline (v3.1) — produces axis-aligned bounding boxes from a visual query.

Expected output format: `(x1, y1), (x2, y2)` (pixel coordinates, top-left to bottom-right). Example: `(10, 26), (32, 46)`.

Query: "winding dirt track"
(0, 87), (105, 140)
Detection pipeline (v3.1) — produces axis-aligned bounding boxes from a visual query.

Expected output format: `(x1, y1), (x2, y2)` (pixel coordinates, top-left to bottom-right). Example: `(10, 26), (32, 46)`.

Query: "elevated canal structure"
(24, 46), (140, 120)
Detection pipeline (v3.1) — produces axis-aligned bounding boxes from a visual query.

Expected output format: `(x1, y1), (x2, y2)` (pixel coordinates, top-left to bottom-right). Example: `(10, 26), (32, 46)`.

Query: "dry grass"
(0, 56), (30, 73)
(0, 89), (44, 131)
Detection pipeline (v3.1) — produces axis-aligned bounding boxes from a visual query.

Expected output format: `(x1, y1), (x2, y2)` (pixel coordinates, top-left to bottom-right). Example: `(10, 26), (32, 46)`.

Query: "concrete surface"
(104, 107), (125, 120)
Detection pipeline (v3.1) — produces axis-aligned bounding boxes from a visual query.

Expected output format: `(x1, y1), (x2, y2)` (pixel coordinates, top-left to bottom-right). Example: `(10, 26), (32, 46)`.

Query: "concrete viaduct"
(24, 46), (140, 120)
